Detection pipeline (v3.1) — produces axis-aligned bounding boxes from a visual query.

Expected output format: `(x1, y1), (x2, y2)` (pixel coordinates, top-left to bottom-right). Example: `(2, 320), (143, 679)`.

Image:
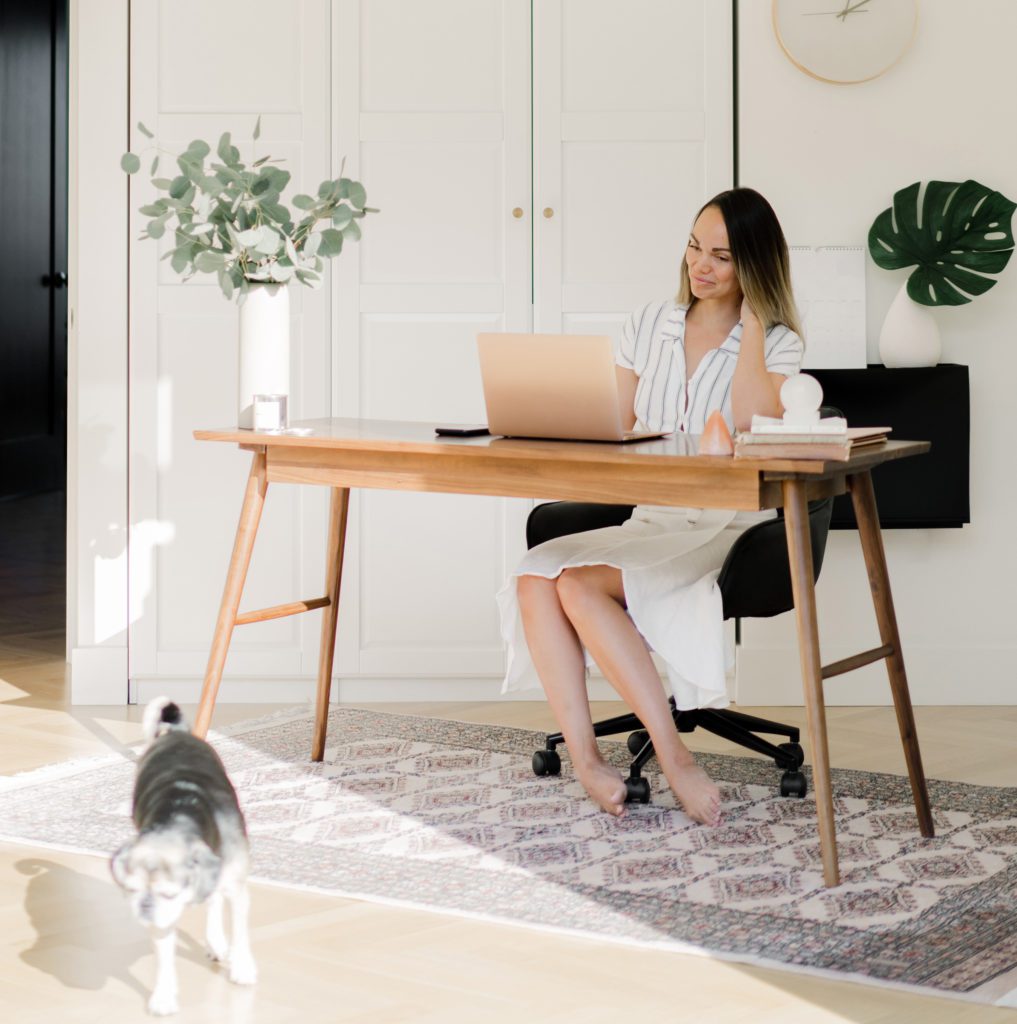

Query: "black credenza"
(810, 364), (970, 530)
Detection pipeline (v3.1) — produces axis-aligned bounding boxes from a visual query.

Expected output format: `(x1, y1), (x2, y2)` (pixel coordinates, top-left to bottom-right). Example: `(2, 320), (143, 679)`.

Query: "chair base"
(532, 700), (809, 801)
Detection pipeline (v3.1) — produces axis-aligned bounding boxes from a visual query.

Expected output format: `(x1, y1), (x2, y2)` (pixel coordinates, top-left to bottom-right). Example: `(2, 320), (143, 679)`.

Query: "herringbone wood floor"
(1, 493), (1015, 1022)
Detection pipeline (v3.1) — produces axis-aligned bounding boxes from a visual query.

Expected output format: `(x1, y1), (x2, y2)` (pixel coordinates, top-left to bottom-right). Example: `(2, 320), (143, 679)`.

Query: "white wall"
(67, 0), (130, 702)
(736, 0), (1017, 704)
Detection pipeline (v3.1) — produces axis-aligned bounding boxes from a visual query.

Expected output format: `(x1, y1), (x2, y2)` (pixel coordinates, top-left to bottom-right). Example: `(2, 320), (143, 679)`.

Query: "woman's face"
(686, 205), (742, 306)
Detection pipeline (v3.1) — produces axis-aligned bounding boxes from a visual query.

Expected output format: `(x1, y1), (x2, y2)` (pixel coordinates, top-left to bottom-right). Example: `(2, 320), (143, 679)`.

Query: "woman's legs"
(554, 565), (722, 826)
(516, 574), (627, 816)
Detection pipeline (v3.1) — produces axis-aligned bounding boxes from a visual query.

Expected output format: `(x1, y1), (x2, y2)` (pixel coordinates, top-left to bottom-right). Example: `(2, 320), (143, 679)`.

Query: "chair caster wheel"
(627, 730), (650, 756)
(625, 777), (651, 804)
(532, 749), (561, 777)
(780, 770), (807, 799)
(776, 741), (805, 770)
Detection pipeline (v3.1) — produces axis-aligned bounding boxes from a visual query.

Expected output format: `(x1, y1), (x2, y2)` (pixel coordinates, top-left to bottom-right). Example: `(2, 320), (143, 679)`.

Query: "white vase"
(238, 283), (290, 428)
(878, 282), (942, 368)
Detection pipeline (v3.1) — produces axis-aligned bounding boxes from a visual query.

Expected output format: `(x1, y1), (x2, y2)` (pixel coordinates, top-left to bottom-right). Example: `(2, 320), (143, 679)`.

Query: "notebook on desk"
(476, 332), (667, 443)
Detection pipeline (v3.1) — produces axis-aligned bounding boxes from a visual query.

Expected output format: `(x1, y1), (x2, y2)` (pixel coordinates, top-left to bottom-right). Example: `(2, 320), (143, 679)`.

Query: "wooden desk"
(193, 418), (934, 887)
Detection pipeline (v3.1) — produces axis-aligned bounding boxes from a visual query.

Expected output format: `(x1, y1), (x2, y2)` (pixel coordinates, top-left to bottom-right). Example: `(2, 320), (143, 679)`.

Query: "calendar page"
(788, 246), (867, 369)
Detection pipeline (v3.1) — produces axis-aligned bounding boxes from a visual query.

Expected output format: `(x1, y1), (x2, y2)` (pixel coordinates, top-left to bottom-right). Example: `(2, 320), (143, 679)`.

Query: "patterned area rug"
(2, 706), (1017, 1006)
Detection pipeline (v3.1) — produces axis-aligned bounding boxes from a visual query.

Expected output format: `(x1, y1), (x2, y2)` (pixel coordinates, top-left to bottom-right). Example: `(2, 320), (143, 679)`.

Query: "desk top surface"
(195, 417), (929, 479)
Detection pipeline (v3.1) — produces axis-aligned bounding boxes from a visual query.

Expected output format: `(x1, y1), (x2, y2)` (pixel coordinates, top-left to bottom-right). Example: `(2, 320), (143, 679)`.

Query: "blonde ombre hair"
(677, 188), (804, 340)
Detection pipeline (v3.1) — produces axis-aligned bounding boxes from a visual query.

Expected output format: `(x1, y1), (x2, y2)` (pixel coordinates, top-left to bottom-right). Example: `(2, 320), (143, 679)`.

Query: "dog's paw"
(228, 954), (258, 986)
(206, 938), (228, 963)
(147, 987), (179, 1016)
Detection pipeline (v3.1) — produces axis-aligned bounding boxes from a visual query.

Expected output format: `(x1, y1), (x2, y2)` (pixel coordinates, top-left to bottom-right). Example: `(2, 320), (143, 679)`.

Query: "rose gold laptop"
(477, 332), (668, 442)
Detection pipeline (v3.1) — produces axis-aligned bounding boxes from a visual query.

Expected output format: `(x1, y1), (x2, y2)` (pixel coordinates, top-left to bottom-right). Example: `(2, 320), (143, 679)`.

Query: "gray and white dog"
(111, 697), (256, 1016)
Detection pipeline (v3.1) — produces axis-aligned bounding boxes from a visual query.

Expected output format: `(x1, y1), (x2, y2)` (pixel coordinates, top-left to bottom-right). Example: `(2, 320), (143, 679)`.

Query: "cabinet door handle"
(543, 207), (554, 219)
(512, 207), (524, 219)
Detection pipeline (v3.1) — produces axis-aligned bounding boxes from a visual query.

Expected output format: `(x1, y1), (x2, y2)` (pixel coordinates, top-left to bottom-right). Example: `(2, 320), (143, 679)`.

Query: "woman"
(496, 188), (804, 827)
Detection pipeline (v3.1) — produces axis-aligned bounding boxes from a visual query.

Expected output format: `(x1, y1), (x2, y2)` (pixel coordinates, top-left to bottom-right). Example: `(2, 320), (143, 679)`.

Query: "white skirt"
(496, 505), (776, 710)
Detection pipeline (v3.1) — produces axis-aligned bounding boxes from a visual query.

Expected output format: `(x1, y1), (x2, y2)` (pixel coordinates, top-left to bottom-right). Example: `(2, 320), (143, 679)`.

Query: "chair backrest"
(718, 403), (840, 620)
(715, 498), (832, 620)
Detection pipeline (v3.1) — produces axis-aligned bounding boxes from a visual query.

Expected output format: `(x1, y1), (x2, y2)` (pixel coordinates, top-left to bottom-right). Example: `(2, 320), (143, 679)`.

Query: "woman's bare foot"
(660, 759), (722, 826)
(572, 757), (628, 817)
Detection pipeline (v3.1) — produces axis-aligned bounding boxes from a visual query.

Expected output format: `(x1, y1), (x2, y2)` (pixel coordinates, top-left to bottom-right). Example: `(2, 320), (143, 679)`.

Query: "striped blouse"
(615, 299), (804, 434)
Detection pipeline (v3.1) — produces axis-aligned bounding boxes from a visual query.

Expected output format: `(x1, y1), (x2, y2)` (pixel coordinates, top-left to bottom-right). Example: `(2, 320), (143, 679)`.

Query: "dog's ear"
(110, 842), (135, 888)
(186, 840), (222, 902)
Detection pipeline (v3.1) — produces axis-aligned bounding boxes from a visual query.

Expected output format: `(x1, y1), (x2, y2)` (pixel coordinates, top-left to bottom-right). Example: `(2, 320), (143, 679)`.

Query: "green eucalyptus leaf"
(168, 175), (190, 199)
(150, 154), (160, 176)
(285, 235), (300, 265)
(216, 132), (241, 166)
(346, 181), (367, 209)
(253, 115), (262, 141)
(187, 139), (211, 159)
(137, 121), (154, 139)
(218, 267), (234, 299)
(121, 152), (141, 174)
(177, 156), (202, 183)
(139, 203), (165, 217)
(194, 249), (225, 272)
(269, 262), (294, 282)
(170, 247), (192, 274)
(152, 177), (174, 190)
(317, 228), (344, 257)
(263, 167), (290, 192)
(254, 226), (281, 255)
(342, 219), (361, 242)
(295, 268), (321, 288)
(146, 218), (166, 239)
(331, 205), (353, 229)
(304, 232), (322, 258)
(258, 200), (289, 225)
(318, 179), (336, 200)
(292, 194), (316, 210)
(869, 179), (1017, 306)
(253, 155), (271, 167)
(236, 227), (262, 248)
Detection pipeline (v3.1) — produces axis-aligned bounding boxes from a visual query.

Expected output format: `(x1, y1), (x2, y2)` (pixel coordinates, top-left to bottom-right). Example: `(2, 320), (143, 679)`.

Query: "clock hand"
(837, 0), (872, 20)
(803, 3), (872, 16)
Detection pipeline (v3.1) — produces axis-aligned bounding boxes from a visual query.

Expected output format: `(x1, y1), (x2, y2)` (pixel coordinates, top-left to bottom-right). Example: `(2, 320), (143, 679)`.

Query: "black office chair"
(526, 487), (834, 804)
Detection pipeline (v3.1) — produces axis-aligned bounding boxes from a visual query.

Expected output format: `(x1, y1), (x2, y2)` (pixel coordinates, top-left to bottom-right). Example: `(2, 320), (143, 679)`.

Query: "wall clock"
(772, 0), (918, 85)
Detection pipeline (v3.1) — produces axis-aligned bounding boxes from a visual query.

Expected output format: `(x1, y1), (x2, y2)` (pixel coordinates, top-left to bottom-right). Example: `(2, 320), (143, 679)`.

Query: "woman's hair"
(676, 187), (804, 339)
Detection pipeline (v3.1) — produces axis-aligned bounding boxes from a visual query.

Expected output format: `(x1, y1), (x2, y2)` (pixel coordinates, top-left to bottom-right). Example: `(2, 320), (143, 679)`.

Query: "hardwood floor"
(2, 493), (1016, 1021)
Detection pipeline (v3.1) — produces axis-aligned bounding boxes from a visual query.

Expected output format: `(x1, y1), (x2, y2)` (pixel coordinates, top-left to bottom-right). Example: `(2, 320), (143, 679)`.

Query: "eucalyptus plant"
(868, 179), (1015, 306)
(121, 118), (376, 300)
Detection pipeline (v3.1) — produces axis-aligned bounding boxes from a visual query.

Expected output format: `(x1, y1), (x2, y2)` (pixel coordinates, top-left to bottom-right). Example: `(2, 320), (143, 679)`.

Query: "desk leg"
(312, 487), (351, 761)
(849, 470), (934, 838)
(194, 450), (268, 739)
(783, 480), (840, 888)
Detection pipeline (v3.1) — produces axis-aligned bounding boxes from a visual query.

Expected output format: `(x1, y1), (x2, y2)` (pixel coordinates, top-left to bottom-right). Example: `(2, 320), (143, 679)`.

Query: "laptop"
(477, 332), (668, 442)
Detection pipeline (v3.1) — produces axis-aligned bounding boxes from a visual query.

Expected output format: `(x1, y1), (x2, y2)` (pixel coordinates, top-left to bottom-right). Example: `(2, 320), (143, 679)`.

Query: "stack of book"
(734, 416), (891, 461)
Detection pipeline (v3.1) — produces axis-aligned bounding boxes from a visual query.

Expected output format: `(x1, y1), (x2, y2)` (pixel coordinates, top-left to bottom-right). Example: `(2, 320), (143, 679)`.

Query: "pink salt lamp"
(699, 410), (734, 456)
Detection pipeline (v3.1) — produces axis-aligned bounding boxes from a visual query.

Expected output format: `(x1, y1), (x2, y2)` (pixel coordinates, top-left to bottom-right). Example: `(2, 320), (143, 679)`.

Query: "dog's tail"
(142, 697), (189, 743)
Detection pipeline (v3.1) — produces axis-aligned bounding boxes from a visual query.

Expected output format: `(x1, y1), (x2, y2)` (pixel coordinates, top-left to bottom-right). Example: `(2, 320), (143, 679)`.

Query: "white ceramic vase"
(238, 283), (290, 428)
(878, 281), (942, 368)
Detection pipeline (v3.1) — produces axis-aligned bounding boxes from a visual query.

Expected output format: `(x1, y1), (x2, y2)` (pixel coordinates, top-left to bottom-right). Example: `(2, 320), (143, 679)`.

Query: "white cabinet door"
(126, 0), (732, 700)
(331, 0), (532, 687)
(128, 0), (333, 698)
(534, 0), (733, 340)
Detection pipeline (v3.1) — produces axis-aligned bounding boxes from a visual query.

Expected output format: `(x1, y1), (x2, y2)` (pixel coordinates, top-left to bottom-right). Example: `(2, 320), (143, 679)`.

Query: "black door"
(0, 0), (68, 500)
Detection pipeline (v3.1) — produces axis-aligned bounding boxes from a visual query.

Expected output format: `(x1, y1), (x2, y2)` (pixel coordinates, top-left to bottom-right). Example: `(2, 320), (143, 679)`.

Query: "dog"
(111, 698), (256, 1015)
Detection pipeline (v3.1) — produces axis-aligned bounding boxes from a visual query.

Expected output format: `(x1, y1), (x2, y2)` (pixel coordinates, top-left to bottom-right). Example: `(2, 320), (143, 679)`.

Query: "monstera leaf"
(868, 179), (1016, 306)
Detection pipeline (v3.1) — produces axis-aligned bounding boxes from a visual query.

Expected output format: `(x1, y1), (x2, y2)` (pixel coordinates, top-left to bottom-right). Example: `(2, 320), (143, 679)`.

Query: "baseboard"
(70, 646), (128, 704)
(130, 675), (624, 705)
(736, 645), (1017, 706)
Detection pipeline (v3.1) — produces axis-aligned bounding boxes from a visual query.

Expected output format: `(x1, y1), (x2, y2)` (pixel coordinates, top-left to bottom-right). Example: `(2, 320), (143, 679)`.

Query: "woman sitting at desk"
(497, 187), (804, 827)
